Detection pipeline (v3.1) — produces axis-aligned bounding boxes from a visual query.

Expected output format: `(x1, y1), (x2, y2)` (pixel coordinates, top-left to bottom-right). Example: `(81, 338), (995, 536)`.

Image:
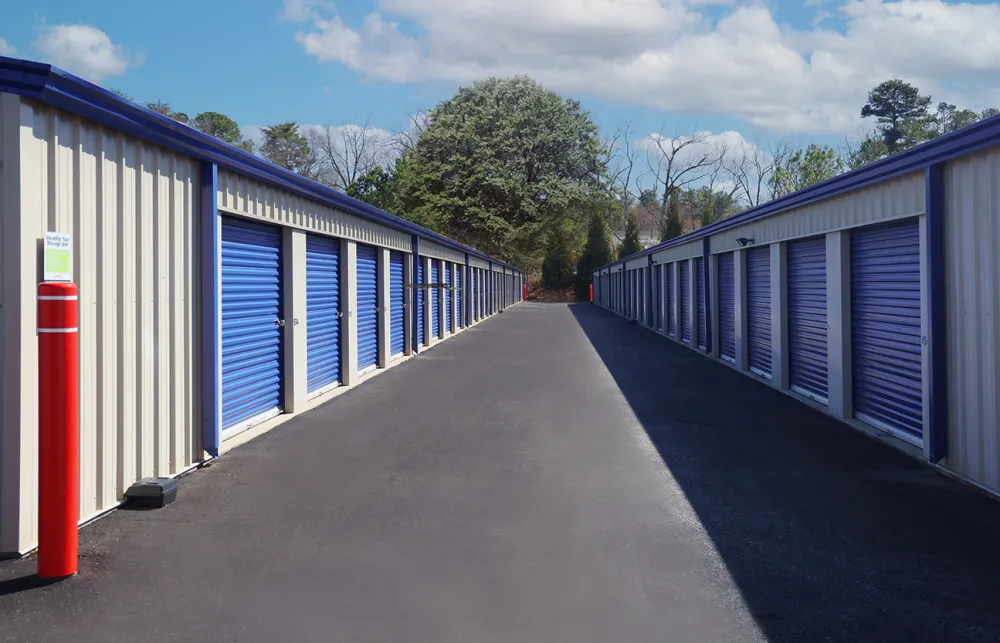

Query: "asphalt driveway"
(1, 302), (999, 643)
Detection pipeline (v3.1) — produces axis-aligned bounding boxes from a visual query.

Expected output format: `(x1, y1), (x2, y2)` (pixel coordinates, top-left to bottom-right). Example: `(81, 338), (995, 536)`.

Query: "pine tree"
(660, 193), (683, 241)
(618, 210), (642, 259)
(576, 213), (614, 299)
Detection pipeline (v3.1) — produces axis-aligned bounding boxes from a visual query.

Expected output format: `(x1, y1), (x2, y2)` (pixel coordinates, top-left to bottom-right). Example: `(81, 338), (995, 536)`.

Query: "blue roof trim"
(0, 55), (522, 275)
(599, 111), (1000, 271)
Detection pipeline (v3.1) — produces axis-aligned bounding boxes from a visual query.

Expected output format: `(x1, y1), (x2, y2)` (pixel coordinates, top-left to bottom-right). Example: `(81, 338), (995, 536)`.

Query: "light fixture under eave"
(736, 237), (755, 247)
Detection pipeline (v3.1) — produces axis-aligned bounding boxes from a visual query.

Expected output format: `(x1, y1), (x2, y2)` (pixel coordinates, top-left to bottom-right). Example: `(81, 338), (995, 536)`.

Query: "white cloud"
(35, 24), (140, 83)
(279, 0), (333, 22)
(287, 0), (1000, 135)
(640, 130), (759, 167)
(0, 38), (16, 56)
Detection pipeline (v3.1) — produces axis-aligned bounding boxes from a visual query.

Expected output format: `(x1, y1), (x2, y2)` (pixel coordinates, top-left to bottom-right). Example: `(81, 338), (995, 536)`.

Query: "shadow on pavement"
(568, 303), (1000, 643)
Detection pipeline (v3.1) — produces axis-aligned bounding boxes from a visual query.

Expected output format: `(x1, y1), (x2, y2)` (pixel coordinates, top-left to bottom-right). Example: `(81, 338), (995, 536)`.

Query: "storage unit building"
(0, 57), (523, 556)
(592, 109), (1000, 503)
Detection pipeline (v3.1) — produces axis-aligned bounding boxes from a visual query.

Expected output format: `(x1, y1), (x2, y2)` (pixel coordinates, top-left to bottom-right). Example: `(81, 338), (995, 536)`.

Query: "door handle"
(274, 319), (285, 327)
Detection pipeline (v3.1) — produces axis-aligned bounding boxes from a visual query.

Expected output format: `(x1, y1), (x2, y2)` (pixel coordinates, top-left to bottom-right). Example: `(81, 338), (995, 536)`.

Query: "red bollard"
(37, 282), (79, 578)
(523, 283), (527, 301)
(589, 284), (593, 302)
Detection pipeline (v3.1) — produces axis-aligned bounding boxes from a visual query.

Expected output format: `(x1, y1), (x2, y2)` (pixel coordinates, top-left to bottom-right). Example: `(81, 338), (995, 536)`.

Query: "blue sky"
(3, 0), (999, 194)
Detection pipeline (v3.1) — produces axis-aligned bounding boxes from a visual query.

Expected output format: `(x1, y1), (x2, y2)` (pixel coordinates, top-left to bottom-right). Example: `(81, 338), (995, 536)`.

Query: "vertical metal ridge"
(926, 164), (948, 463)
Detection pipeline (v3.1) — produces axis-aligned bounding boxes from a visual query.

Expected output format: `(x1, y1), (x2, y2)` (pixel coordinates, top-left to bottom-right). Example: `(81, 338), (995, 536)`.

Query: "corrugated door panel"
(655, 266), (663, 332)
(221, 217), (283, 432)
(851, 220), (923, 438)
(680, 261), (691, 343)
(444, 263), (453, 332)
(638, 269), (645, 322)
(696, 257), (706, 350)
(417, 260), (425, 346)
(306, 234), (341, 393)
(457, 269), (464, 328)
(390, 251), (405, 357)
(718, 252), (736, 361)
(633, 270), (639, 319)
(430, 260), (440, 336)
(666, 264), (676, 336)
(648, 267), (655, 327)
(747, 246), (771, 377)
(356, 244), (379, 371)
(788, 237), (828, 402)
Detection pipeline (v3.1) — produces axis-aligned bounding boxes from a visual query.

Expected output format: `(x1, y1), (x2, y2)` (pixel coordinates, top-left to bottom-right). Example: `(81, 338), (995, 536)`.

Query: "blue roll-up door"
(655, 266), (663, 332)
(417, 260), (425, 346)
(747, 246), (771, 378)
(633, 270), (639, 319)
(718, 252), (735, 362)
(638, 269), (645, 323)
(356, 244), (379, 372)
(457, 268), (464, 328)
(696, 257), (706, 350)
(430, 260), (440, 337)
(221, 217), (283, 433)
(851, 219), (923, 439)
(443, 263), (453, 333)
(679, 261), (691, 343)
(788, 237), (828, 402)
(666, 263), (676, 337)
(305, 234), (341, 394)
(389, 251), (405, 358)
(474, 269), (479, 320)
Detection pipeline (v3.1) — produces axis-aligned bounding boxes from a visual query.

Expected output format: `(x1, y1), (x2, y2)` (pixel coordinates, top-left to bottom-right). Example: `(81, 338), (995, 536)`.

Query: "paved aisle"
(2, 303), (999, 643)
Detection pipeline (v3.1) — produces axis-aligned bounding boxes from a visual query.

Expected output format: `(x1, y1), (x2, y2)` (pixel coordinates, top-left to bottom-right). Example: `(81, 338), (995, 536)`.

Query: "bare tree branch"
(602, 122), (643, 243)
(394, 111), (430, 155)
(309, 116), (392, 191)
(725, 139), (790, 209)
(646, 130), (723, 207)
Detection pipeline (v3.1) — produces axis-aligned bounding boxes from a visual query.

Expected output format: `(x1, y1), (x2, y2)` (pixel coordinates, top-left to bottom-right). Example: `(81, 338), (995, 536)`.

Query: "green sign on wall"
(43, 232), (73, 282)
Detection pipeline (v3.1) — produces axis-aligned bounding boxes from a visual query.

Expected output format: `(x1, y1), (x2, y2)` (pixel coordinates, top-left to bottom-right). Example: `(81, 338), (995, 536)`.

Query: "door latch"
(274, 319), (285, 327)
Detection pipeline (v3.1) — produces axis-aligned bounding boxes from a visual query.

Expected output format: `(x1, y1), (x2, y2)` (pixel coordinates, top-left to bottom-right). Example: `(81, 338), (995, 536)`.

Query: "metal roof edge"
(0, 55), (523, 274)
(598, 113), (1000, 271)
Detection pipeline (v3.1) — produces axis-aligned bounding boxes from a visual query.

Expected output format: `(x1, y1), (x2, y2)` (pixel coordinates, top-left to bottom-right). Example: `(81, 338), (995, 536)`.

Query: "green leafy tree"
(576, 212), (614, 299)
(981, 108), (1000, 120)
(618, 210), (642, 259)
(345, 156), (408, 214)
(145, 100), (189, 123)
(846, 133), (890, 170)
(190, 111), (255, 153)
(860, 79), (931, 154)
(541, 217), (582, 291)
(770, 144), (843, 198)
(659, 192), (683, 241)
(934, 102), (979, 135)
(260, 122), (317, 178)
(400, 76), (606, 268)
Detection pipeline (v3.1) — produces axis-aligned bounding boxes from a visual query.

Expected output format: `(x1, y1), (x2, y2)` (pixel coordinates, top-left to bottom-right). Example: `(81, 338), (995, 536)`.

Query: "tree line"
(112, 77), (995, 300)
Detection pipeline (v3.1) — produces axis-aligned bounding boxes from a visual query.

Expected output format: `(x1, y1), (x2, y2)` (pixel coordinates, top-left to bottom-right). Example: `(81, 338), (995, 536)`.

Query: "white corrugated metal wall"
(944, 148), (1000, 492)
(1, 95), (200, 554)
(0, 92), (523, 555)
(593, 169), (953, 482)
